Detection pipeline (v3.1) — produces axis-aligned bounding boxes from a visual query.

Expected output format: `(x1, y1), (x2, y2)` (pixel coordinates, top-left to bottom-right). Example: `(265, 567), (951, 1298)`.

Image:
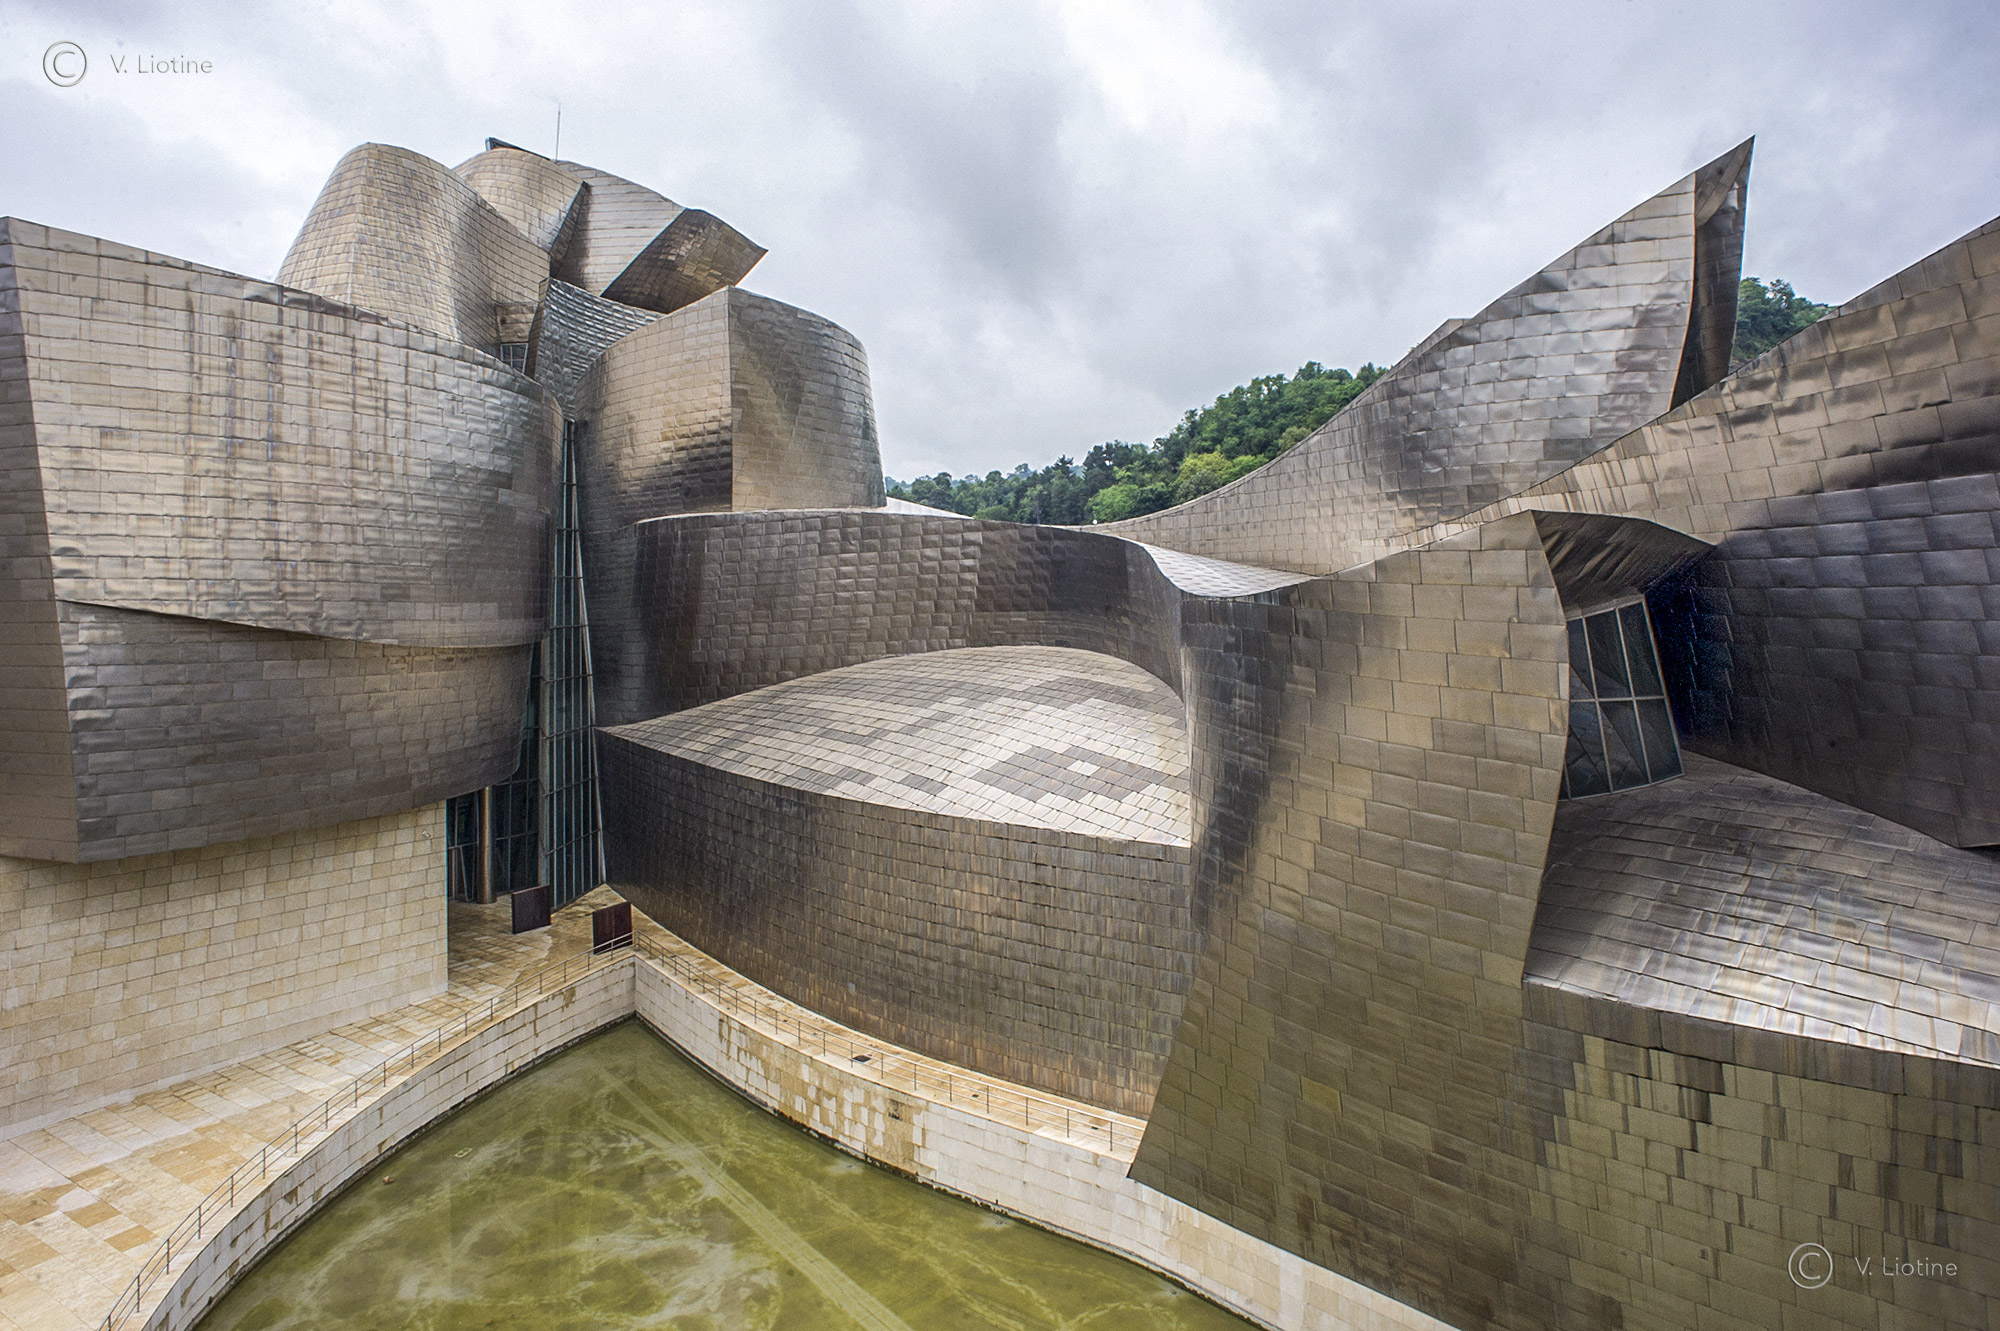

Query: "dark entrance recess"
(511, 885), (553, 934)
(592, 901), (633, 954)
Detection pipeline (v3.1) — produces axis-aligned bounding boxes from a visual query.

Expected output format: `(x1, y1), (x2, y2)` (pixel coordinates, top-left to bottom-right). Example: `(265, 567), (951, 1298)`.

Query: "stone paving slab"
(0, 890), (612, 1331)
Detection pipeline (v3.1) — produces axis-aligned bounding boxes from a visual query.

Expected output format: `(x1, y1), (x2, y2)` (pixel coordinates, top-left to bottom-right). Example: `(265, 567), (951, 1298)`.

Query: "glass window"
(541, 420), (603, 907)
(1560, 599), (1683, 799)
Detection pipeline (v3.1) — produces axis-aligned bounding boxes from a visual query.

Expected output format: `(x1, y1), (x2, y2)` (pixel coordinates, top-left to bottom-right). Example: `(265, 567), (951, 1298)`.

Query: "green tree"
(888, 360), (1387, 524)
(1175, 451), (1234, 502)
(1733, 277), (1830, 364)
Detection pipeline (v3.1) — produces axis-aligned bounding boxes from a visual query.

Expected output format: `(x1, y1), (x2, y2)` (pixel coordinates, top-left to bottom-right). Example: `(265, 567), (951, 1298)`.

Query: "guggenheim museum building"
(2, 133), (1996, 1328)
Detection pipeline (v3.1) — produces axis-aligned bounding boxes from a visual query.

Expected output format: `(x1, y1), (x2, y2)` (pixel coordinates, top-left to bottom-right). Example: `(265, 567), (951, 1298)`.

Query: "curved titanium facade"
(1423, 216), (2000, 847)
(549, 161), (685, 296)
(1102, 142), (1752, 574)
(571, 159), (2000, 1329)
(1531, 753), (2000, 1064)
(278, 143), (551, 349)
(600, 646), (1198, 1112)
(452, 143), (586, 255)
(612, 647), (1190, 843)
(527, 278), (663, 414)
(601, 208), (767, 316)
(592, 511), (1185, 728)
(0, 218), (557, 861)
(10, 131), (1998, 1331)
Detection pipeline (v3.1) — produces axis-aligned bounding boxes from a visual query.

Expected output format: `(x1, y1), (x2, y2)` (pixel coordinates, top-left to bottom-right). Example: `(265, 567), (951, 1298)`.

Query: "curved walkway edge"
(134, 921), (1447, 1331)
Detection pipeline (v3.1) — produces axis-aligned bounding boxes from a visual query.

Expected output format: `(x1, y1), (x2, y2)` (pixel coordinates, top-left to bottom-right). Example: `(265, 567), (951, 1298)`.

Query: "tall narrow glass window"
(1561, 598), (1683, 799)
(540, 420), (603, 906)
(444, 793), (482, 901)
(489, 653), (541, 893)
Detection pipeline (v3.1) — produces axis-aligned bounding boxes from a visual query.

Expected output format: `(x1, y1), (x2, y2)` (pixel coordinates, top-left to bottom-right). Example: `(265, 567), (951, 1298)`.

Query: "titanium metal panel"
(1130, 514), (1574, 1324)
(566, 288), (883, 528)
(526, 278), (662, 414)
(1421, 213), (2000, 845)
(612, 646), (1189, 843)
(452, 143), (586, 254)
(599, 728), (1196, 1113)
(0, 217), (555, 861)
(594, 511), (1185, 728)
(277, 143), (551, 349)
(551, 161), (684, 296)
(1530, 510), (1711, 613)
(1101, 143), (1752, 574)
(727, 288), (884, 511)
(0, 232), (75, 861)
(57, 601), (529, 861)
(1530, 753), (2000, 1064)
(601, 208), (766, 315)
(2, 219), (560, 650)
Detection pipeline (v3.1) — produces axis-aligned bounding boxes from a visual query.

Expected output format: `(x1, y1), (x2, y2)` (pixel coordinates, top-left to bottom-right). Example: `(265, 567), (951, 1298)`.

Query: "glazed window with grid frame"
(1561, 598), (1683, 798)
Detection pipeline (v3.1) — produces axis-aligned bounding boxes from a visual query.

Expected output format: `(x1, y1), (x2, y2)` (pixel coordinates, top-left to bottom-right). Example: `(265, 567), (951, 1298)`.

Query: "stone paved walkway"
(0, 889), (619, 1331)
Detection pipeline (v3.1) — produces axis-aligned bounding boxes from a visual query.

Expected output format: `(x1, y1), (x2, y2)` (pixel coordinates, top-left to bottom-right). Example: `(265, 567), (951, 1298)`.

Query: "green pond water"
(196, 1021), (1257, 1330)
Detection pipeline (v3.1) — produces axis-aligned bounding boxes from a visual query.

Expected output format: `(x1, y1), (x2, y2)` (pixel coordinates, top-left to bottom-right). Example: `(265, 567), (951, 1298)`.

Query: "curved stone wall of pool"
(137, 936), (1450, 1331)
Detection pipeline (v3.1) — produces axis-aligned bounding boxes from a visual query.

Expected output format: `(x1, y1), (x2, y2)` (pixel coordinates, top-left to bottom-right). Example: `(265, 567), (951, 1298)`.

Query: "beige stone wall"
(0, 806), (449, 1134)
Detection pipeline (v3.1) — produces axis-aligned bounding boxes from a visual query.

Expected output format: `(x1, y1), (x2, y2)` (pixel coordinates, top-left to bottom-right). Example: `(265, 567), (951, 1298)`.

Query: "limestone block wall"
(145, 960), (632, 1331)
(0, 806), (449, 1134)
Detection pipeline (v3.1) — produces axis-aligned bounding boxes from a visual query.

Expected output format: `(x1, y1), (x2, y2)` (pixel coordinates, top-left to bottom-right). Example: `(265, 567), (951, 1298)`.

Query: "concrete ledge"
(632, 951), (1446, 1331)
(128, 934), (1443, 1331)
(137, 960), (633, 1331)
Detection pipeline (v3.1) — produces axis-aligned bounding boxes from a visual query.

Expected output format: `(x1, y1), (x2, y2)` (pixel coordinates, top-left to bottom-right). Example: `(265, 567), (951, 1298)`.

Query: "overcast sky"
(3, 1), (1996, 481)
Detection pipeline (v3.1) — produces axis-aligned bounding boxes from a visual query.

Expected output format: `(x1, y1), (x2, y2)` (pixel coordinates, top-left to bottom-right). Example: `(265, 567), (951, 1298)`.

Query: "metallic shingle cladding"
(1417, 215), (2000, 846)
(7, 130), (1998, 1326)
(452, 144), (586, 254)
(1100, 144), (1752, 574)
(1531, 753), (2000, 1064)
(551, 160), (684, 296)
(527, 278), (662, 415)
(609, 646), (1189, 844)
(598, 732), (1197, 1114)
(728, 288), (884, 511)
(4, 220), (560, 650)
(0, 230), (75, 861)
(1130, 515), (1575, 1323)
(0, 216), (556, 861)
(595, 511), (1184, 728)
(277, 143), (552, 349)
(601, 208), (766, 315)
(58, 602), (529, 861)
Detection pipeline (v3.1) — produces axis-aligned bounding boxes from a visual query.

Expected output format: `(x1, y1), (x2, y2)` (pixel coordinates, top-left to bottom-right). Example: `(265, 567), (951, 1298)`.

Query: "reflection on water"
(197, 1021), (1256, 1330)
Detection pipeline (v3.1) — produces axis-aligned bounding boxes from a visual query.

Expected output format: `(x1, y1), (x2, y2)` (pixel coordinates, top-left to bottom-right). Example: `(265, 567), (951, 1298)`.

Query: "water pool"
(196, 1021), (1259, 1329)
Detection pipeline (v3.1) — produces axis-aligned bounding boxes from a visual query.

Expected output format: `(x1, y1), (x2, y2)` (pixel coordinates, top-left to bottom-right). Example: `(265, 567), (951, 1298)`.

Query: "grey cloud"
(3, 0), (1994, 482)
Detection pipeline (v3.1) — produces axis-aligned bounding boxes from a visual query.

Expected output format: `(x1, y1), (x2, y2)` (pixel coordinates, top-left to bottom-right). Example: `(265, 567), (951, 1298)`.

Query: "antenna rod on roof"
(554, 103), (561, 162)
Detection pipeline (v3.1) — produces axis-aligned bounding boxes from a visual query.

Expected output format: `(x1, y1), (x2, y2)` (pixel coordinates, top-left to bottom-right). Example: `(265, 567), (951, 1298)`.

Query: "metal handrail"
(97, 939), (632, 1331)
(628, 935), (1142, 1160)
(99, 928), (1142, 1331)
